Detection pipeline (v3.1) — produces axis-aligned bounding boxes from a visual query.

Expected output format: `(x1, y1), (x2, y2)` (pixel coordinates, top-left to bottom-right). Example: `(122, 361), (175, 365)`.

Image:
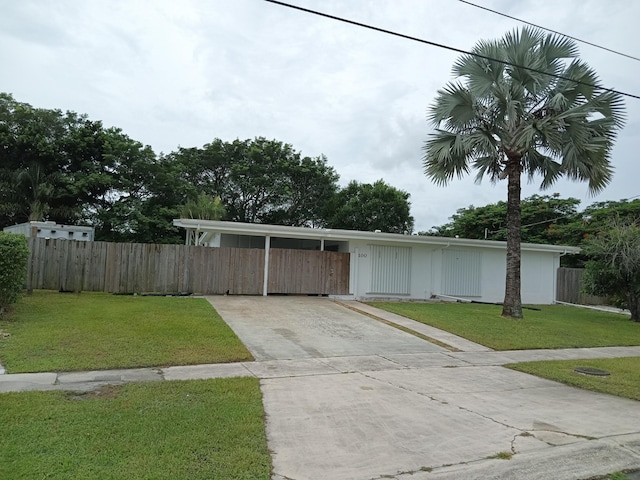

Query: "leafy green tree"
(324, 180), (414, 233)
(168, 137), (339, 227)
(423, 28), (625, 318)
(93, 151), (190, 244)
(0, 93), (155, 231)
(582, 223), (640, 322)
(566, 199), (640, 246)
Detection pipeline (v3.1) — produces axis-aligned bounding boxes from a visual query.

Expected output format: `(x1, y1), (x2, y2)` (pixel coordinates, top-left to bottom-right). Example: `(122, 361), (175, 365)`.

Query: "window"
(442, 249), (481, 297)
(369, 245), (411, 295)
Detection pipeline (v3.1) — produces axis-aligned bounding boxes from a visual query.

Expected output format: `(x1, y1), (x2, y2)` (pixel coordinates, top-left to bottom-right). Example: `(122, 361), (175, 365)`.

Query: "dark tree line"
(424, 194), (640, 247)
(0, 93), (414, 242)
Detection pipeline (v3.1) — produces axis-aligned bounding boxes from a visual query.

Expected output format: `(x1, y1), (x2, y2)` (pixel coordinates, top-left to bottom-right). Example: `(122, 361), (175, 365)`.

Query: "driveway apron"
(207, 295), (446, 361)
(206, 296), (640, 480)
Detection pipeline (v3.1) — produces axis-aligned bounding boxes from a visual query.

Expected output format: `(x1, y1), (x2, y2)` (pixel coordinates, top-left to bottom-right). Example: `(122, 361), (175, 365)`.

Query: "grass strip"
(507, 357), (640, 402)
(0, 290), (253, 373)
(367, 302), (640, 350)
(0, 378), (271, 480)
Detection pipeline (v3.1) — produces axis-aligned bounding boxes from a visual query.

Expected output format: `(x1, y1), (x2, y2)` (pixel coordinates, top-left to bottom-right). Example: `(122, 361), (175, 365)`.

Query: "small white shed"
(3, 221), (95, 242)
(173, 219), (579, 304)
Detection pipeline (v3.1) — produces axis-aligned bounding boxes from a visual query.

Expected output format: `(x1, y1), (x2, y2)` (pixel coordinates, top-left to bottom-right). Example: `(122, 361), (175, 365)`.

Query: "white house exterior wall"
(348, 240), (434, 301)
(172, 219), (577, 305)
(347, 240), (561, 304)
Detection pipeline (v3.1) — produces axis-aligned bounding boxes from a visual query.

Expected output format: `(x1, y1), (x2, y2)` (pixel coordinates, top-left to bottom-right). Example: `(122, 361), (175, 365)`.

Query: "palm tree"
(180, 194), (226, 221)
(16, 163), (55, 222)
(423, 27), (625, 318)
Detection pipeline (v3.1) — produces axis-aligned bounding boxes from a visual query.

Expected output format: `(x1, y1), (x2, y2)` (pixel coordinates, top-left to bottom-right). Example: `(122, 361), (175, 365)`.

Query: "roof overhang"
(173, 219), (581, 254)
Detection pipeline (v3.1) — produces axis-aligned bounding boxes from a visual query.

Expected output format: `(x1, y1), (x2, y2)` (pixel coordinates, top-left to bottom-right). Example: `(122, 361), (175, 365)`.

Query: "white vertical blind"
(442, 249), (481, 296)
(369, 245), (412, 294)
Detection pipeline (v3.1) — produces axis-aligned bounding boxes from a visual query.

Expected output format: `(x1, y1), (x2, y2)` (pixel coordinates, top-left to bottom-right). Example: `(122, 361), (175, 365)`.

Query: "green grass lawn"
(0, 377), (271, 480)
(0, 290), (253, 373)
(368, 302), (640, 350)
(507, 357), (640, 402)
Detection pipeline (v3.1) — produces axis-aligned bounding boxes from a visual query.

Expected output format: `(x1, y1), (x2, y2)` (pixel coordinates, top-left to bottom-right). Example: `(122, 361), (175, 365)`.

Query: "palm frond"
(428, 83), (478, 130)
(423, 130), (474, 186)
(473, 155), (503, 184)
(454, 40), (505, 98)
(589, 90), (627, 129)
(522, 149), (563, 189)
(561, 136), (613, 193)
(549, 60), (598, 106)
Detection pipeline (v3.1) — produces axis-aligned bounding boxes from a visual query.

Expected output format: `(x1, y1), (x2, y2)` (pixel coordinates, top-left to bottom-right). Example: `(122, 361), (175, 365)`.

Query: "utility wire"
(264, 0), (640, 100)
(486, 195), (640, 235)
(458, 0), (640, 62)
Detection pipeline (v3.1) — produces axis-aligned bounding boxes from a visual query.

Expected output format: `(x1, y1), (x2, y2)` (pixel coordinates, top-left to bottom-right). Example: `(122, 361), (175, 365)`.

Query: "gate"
(268, 249), (350, 295)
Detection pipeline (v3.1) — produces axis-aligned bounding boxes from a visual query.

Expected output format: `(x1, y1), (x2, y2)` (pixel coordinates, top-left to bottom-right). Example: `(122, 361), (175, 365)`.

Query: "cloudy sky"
(2, 0), (639, 231)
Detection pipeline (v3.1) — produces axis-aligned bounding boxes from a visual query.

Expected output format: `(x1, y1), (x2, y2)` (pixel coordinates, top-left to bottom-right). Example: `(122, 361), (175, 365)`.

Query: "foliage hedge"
(0, 233), (29, 313)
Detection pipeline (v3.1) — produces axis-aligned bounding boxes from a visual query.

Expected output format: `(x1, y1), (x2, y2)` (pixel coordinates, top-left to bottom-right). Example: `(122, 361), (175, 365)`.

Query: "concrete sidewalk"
(1, 298), (639, 480)
(2, 346), (640, 393)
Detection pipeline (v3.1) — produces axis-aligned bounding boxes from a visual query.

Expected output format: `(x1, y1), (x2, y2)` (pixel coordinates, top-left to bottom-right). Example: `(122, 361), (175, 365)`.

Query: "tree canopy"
(1, 94), (415, 242)
(424, 194), (581, 244)
(582, 222), (640, 322)
(324, 180), (414, 234)
(423, 27), (625, 318)
(0, 92), (156, 232)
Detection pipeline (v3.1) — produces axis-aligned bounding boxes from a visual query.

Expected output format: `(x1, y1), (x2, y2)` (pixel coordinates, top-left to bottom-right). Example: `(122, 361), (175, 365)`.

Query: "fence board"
(26, 239), (265, 295)
(556, 267), (607, 305)
(26, 239), (349, 296)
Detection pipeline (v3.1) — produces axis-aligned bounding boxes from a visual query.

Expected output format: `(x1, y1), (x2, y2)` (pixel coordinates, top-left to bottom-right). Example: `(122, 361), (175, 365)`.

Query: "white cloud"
(1, 0), (639, 231)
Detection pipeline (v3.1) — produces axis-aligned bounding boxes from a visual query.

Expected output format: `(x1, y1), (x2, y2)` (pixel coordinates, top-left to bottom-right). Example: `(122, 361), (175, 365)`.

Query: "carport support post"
(263, 235), (271, 296)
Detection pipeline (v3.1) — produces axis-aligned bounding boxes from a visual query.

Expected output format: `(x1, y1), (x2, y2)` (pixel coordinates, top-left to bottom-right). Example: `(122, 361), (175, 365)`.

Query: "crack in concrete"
(454, 401), (593, 444)
(358, 371), (447, 405)
(369, 465), (434, 480)
(359, 369), (597, 456)
(271, 472), (298, 480)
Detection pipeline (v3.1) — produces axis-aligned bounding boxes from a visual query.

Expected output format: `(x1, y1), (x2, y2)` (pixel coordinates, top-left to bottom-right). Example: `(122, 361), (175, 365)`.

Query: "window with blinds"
(369, 245), (412, 295)
(442, 249), (481, 297)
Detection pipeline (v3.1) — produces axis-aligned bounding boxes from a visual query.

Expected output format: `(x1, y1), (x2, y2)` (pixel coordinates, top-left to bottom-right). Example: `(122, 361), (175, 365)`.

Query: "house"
(3, 221), (95, 242)
(172, 219), (580, 304)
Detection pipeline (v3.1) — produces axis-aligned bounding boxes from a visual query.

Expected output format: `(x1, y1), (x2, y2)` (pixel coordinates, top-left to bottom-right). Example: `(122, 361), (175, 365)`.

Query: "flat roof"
(173, 219), (580, 254)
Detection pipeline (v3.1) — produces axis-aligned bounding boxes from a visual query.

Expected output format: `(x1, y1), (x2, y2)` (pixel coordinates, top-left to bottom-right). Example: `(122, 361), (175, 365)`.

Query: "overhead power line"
(458, 0), (640, 62)
(263, 0), (640, 100)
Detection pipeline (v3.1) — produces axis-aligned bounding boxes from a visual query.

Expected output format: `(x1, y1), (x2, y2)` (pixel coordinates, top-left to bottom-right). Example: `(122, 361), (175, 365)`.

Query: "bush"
(0, 233), (30, 313)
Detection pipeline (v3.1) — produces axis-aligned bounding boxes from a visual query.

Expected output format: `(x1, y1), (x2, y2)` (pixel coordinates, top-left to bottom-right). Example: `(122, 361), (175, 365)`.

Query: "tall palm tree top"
(424, 26), (626, 194)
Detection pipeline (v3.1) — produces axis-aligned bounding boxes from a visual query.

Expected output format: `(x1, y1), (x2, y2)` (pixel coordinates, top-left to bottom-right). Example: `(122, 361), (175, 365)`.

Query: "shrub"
(0, 233), (30, 314)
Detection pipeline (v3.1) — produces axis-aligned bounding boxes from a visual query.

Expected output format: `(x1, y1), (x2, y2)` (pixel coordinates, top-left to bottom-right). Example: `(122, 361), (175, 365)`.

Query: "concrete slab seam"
(376, 353), (416, 369)
(238, 363), (259, 377)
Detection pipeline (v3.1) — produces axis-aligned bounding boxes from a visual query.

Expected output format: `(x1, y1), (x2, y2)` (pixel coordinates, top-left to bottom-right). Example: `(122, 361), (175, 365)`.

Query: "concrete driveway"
(207, 296), (640, 480)
(208, 295), (447, 361)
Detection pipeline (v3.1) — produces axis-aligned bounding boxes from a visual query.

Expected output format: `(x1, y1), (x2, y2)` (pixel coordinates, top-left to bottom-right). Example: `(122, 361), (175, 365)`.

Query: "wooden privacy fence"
(27, 238), (265, 294)
(556, 267), (607, 305)
(26, 238), (350, 295)
(268, 248), (350, 295)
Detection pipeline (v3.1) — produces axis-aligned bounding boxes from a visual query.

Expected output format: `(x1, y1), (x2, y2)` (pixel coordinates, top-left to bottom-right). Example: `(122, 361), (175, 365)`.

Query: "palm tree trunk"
(502, 158), (523, 319)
